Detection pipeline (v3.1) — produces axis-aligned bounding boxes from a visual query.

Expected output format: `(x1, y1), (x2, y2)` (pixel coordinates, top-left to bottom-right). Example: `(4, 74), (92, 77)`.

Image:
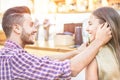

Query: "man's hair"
(2, 6), (31, 38)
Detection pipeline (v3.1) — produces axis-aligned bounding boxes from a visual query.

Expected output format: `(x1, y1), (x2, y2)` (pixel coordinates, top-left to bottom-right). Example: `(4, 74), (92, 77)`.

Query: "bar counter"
(0, 30), (76, 57)
(26, 42), (75, 52)
(0, 41), (76, 57)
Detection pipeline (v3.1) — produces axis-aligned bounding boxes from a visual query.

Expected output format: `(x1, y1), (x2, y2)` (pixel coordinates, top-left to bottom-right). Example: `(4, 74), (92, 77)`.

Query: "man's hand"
(95, 23), (112, 46)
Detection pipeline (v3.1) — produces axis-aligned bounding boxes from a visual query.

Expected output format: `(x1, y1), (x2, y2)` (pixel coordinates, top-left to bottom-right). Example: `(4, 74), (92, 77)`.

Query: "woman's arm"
(85, 59), (98, 80)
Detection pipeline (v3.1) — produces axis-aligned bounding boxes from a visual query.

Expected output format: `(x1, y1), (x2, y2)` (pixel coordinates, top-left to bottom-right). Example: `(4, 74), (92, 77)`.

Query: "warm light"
(48, 1), (57, 13)
(0, 0), (33, 13)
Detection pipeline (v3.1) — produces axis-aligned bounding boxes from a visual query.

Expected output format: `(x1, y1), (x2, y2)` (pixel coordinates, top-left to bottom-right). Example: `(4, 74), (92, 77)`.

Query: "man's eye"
(30, 22), (34, 27)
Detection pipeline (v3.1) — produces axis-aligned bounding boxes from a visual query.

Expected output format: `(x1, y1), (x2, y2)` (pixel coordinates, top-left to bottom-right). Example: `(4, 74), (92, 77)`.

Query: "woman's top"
(96, 44), (120, 80)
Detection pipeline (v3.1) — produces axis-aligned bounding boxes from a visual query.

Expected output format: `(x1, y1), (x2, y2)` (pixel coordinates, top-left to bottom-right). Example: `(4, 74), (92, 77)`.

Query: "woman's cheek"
(90, 32), (96, 42)
(90, 35), (95, 42)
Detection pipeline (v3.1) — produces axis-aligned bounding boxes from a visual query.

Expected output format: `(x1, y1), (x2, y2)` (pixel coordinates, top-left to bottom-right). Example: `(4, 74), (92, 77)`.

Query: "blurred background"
(0, 0), (120, 80)
(0, 0), (120, 43)
(0, 0), (120, 40)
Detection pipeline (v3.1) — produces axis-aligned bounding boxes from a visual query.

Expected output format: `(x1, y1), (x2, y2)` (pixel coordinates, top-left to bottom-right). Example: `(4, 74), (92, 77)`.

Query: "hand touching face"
(86, 15), (104, 42)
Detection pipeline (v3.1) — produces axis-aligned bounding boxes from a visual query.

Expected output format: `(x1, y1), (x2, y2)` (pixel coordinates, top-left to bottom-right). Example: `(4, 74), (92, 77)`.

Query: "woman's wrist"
(92, 39), (104, 47)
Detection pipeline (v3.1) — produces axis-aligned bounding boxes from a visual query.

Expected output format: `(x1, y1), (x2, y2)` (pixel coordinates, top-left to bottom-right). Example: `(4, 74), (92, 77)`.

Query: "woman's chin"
(90, 36), (95, 42)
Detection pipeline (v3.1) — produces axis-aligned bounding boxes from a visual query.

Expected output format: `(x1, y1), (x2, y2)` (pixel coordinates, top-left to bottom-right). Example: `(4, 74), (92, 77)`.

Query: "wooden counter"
(0, 40), (75, 52)
(0, 30), (76, 57)
(0, 41), (76, 57)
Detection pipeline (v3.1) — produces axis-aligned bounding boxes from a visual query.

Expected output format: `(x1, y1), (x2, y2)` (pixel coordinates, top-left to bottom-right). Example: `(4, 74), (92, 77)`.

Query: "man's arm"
(48, 23), (110, 61)
(48, 43), (87, 61)
(70, 23), (112, 76)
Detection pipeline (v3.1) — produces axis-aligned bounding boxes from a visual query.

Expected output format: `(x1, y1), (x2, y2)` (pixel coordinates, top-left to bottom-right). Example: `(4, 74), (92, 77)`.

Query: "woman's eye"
(89, 23), (92, 25)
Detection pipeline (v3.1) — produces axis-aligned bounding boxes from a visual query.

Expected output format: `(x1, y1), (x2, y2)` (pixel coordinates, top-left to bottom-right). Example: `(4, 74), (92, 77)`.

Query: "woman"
(86, 7), (120, 80)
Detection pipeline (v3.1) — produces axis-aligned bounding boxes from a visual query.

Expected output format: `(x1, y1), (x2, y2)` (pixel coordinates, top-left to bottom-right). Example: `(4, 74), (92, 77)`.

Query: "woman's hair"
(92, 7), (120, 68)
(2, 6), (31, 38)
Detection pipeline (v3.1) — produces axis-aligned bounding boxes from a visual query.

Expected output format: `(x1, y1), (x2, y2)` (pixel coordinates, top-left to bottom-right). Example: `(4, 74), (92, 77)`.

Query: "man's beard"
(21, 29), (34, 45)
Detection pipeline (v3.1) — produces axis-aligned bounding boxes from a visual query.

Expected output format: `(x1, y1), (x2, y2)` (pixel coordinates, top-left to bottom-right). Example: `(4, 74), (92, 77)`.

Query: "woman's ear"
(13, 24), (22, 34)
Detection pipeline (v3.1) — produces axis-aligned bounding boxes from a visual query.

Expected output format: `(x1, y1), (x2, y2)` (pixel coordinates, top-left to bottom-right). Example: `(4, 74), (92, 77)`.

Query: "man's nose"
(32, 26), (38, 33)
(34, 28), (38, 32)
(33, 23), (40, 32)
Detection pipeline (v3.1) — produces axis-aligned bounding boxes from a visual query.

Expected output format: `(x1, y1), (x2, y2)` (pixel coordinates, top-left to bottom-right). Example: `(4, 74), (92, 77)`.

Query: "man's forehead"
(23, 13), (31, 18)
(23, 13), (33, 21)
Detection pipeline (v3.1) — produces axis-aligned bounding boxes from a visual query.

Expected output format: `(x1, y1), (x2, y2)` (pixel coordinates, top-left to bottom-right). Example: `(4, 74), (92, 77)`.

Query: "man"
(0, 6), (112, 80)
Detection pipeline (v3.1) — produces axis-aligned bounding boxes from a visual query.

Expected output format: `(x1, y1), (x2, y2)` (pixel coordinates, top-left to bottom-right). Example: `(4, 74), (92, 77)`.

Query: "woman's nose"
(86, 26), (90, 32)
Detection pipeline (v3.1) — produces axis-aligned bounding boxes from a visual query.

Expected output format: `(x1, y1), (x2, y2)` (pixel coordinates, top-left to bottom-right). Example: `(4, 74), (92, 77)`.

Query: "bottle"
(74, 26), (83, 47)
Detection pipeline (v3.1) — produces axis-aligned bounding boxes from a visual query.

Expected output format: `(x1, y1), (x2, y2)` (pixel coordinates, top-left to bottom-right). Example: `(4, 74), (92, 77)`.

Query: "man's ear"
(13, 24), (22, 34)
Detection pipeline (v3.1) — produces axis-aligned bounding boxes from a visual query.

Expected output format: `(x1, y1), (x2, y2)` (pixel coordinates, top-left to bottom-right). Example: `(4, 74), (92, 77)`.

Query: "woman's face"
(86, 15), (103, 42)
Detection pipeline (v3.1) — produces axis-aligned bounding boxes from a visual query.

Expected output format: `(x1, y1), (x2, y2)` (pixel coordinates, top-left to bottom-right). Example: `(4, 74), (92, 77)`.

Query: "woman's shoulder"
(97, 44), (114, 56)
